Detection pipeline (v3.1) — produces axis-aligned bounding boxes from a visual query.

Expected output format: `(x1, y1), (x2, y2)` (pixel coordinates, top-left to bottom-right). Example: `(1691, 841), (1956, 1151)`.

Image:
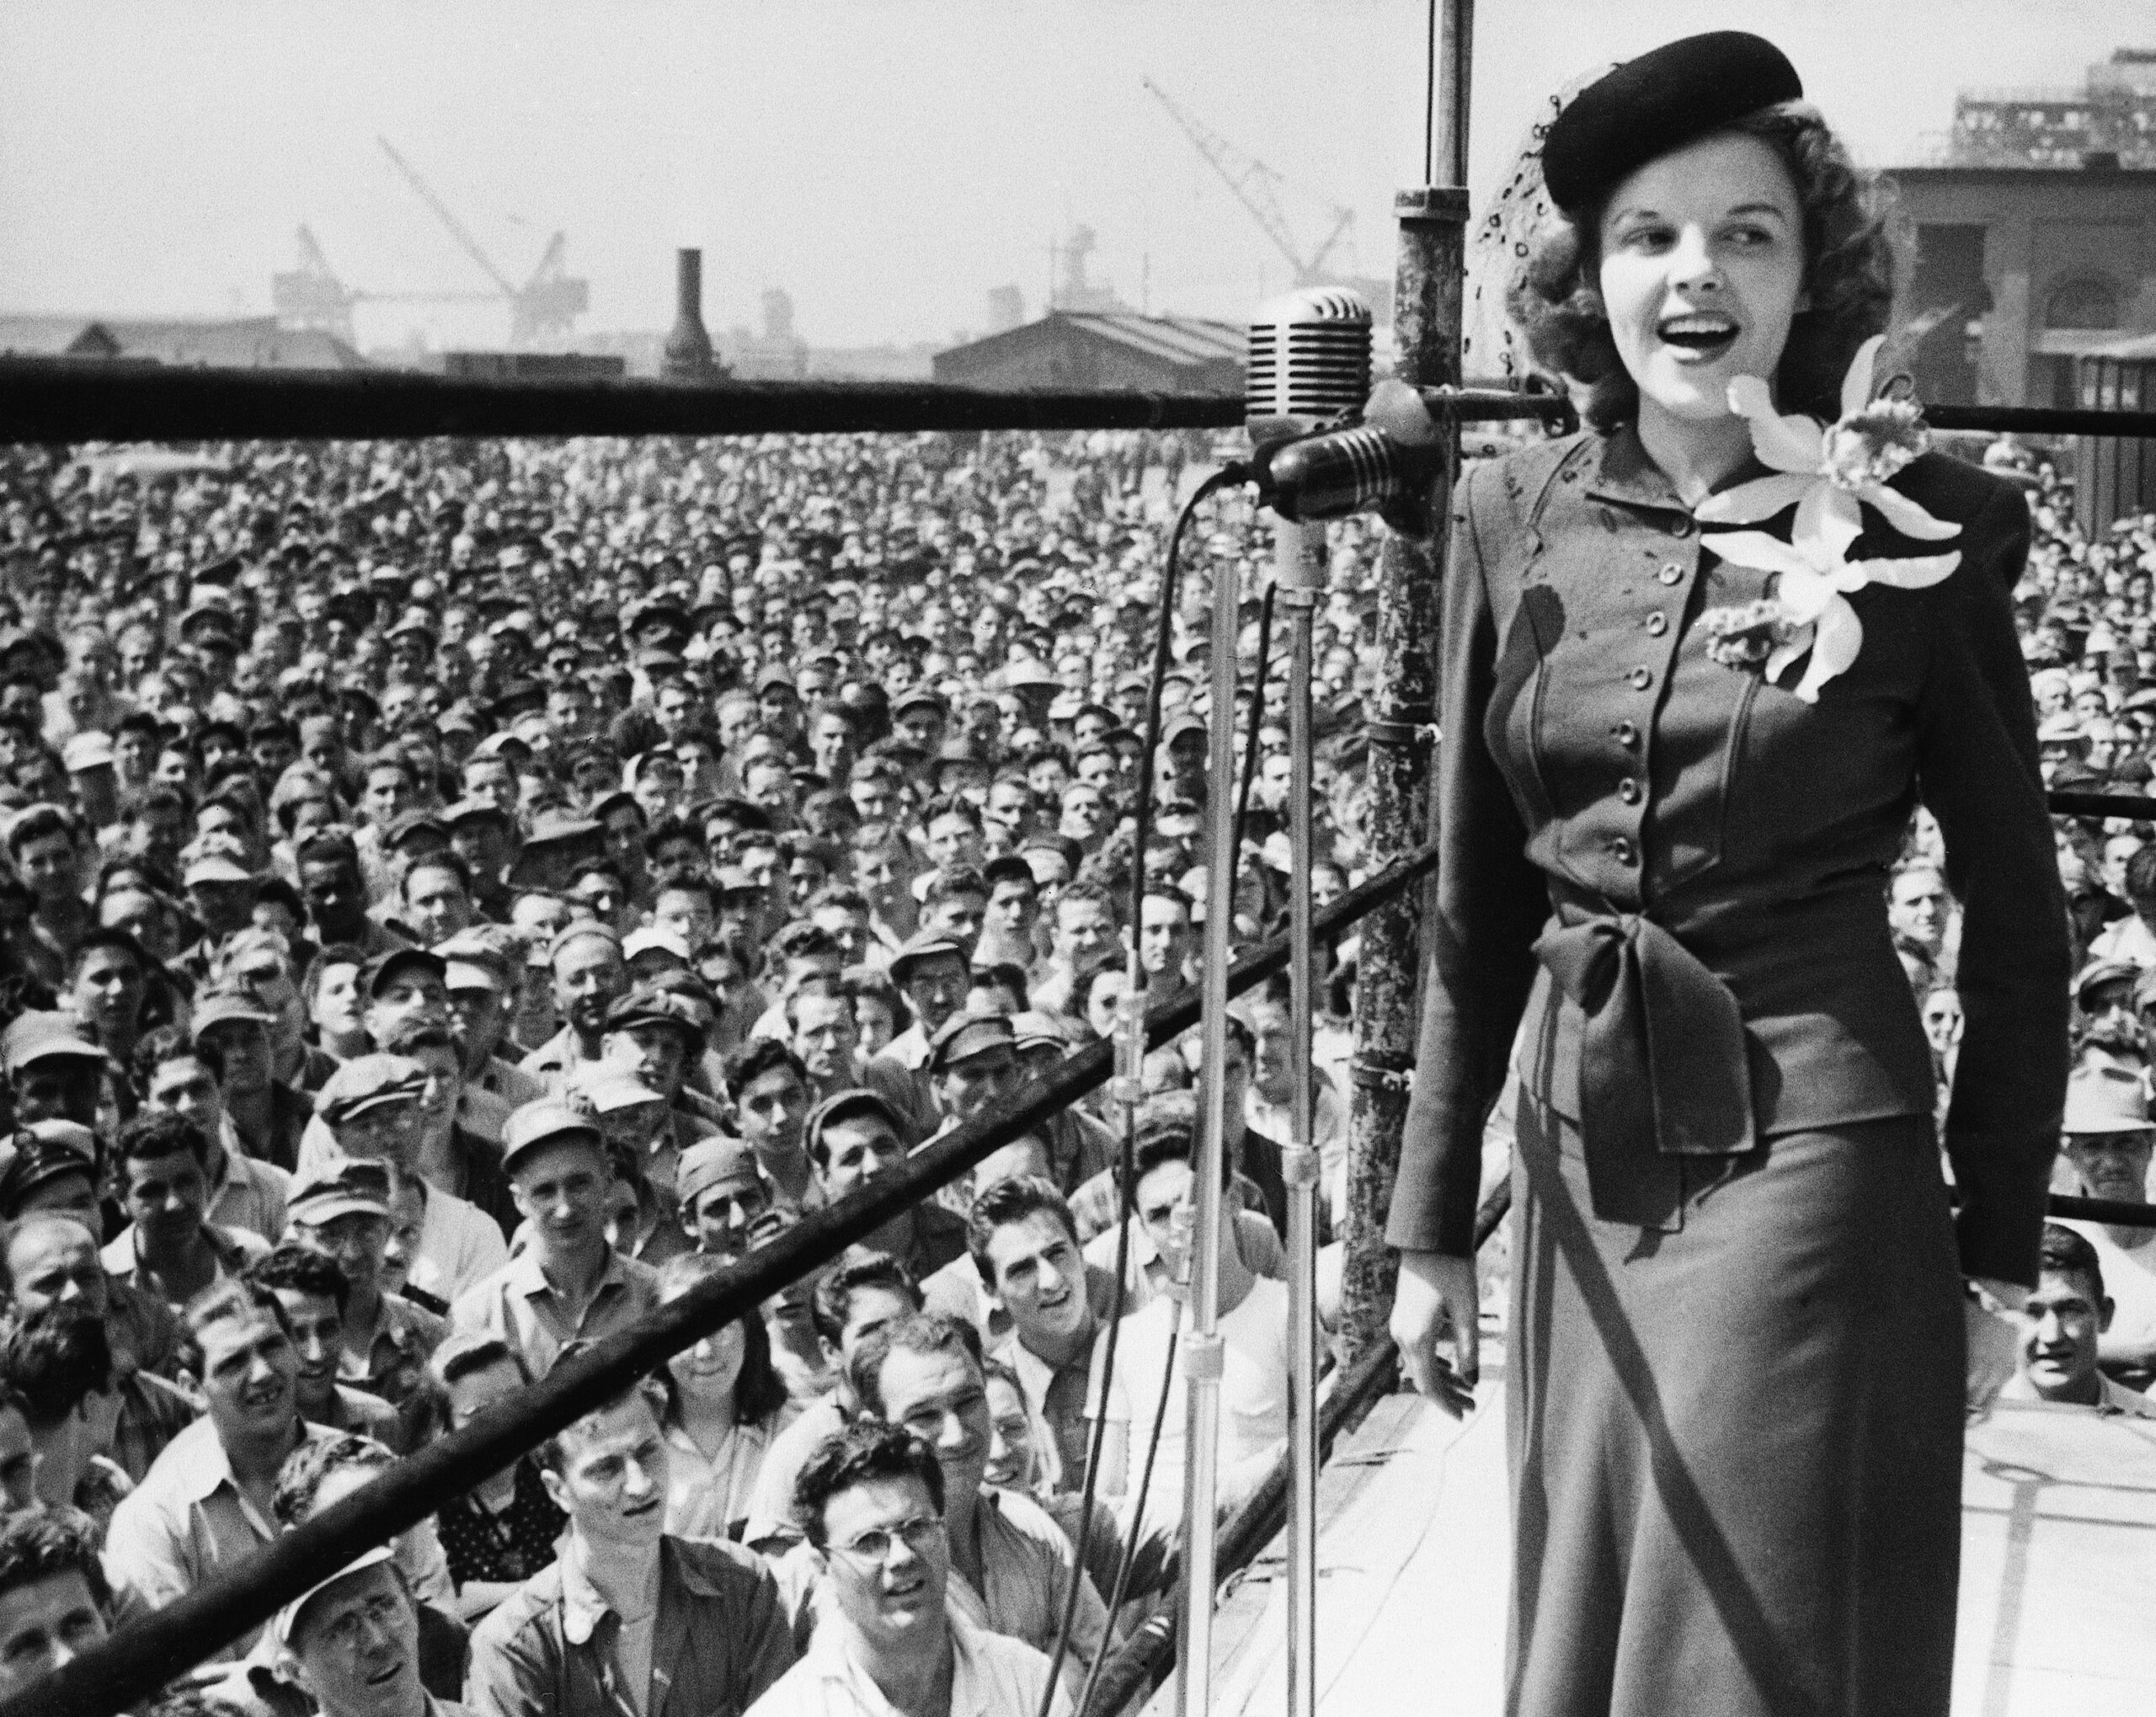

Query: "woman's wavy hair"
(1508, 104), (1899, 433)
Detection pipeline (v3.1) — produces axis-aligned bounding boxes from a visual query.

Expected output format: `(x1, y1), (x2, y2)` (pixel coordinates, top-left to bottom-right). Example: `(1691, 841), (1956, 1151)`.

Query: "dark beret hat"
(1542, 31), (1802, 216)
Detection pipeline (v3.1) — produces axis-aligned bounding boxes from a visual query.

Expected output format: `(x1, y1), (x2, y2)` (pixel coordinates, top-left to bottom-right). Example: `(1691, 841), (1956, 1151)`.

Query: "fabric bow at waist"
(1533, 905), (1757, 1222)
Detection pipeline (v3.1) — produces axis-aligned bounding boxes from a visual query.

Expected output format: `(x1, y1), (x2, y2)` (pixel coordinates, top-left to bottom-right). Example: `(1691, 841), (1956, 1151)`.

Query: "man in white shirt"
(451, 1101), (658, 1380)
(1086, 1109), (1289, 1554)
(2002, 1224), (2156, 1417)
(103, 1280), (335, 1660)
(927, 1176), (1118, 1496)
(847, 1314), (1110, 1695)
(747, 1420), (1069, 1717)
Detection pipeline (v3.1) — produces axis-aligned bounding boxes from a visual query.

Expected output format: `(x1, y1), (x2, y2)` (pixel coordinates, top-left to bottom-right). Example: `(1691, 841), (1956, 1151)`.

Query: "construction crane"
(271, 225), (498, 345)
(1142, 78), (1361, 288)
(375, 137), (590, 344)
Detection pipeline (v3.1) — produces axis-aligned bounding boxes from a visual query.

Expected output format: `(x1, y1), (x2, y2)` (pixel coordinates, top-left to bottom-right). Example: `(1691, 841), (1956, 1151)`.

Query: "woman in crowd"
(654, 1250), (797, 1542)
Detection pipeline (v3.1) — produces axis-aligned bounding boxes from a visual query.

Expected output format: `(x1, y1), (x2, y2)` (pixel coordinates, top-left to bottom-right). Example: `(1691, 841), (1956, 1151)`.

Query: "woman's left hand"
(1964, 1278), (2029, 1421)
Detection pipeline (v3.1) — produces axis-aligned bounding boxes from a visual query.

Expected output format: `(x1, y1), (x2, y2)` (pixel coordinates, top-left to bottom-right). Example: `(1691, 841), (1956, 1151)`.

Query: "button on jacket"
(1388, 426), (2068, 1283)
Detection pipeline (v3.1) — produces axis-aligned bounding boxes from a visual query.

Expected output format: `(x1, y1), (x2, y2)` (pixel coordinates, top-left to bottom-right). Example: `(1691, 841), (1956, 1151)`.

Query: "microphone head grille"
(1246, 288), (1374, 424)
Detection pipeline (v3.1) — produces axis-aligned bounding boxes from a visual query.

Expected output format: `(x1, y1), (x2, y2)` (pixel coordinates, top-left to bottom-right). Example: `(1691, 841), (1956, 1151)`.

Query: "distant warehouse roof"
(0, 315), (366, 370)
(933, 312), (1242, 395)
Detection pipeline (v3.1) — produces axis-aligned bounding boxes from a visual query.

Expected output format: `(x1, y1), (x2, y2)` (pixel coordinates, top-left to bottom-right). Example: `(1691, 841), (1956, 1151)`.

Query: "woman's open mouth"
(1658, 312), (1740, 362)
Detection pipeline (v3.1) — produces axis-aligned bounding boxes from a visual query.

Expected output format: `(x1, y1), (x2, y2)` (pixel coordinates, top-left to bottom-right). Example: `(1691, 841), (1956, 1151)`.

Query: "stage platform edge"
(1138, 1372), (2156, 1716)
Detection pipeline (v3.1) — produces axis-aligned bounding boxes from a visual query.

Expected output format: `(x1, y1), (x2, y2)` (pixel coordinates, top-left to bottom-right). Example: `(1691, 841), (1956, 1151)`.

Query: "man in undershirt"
(1086, 1106), (1289, 1556)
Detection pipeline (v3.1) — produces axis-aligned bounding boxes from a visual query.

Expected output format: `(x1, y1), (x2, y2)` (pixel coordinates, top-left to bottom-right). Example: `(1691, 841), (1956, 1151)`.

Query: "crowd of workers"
(0, 423), (2140, 1717)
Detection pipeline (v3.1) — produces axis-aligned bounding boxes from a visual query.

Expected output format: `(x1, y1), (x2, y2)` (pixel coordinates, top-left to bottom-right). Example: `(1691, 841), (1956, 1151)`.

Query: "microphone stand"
(1177, 526), (1246, 1717)
(1274, 516), (1326, 1717)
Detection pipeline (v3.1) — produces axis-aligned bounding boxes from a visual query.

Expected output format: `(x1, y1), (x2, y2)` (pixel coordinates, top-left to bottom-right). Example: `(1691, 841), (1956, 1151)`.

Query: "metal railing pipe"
(0, 360), (1244, 444)
(10, 357), (2156, 445)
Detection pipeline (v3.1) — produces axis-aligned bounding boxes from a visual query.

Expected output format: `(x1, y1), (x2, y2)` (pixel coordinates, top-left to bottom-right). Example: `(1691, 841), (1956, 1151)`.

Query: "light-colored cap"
(273, 1544), (399, 1645)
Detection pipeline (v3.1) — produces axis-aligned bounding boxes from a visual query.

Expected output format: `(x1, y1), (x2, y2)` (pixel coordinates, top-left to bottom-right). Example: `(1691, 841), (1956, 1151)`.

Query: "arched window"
(2046, 276), (2121, 330)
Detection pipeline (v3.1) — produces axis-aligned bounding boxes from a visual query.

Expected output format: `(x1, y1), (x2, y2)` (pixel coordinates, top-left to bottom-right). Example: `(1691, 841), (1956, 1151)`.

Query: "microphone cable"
(1034, 462), (1245, 1716)
(1038, 464), (1283, 1716)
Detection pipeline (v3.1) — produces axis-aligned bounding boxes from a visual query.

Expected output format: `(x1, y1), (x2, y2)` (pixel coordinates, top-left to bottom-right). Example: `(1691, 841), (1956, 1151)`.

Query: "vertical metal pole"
(1342, 0), (1472, 1368)
(1177, 539), (1246, 1717)
(1276, 519), (1326, 1717)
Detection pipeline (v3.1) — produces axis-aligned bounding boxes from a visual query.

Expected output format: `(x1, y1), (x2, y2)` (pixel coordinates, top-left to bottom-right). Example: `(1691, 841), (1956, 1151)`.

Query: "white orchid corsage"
(1689, 335), (1962, 703)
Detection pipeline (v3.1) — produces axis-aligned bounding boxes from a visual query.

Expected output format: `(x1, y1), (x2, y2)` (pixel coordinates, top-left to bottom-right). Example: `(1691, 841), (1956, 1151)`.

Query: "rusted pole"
(1340, 0), (1472, 1368)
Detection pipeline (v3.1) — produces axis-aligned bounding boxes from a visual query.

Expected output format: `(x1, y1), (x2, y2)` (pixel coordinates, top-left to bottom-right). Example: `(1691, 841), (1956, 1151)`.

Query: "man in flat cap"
(314, 1053), (508, 1307)
(807, 1089), (968, 1284)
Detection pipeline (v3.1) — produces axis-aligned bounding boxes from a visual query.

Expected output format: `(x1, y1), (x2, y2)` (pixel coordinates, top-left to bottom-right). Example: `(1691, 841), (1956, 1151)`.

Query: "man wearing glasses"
(844, 1314), (1108, 1699)
(750, 1421), (1070, 1717)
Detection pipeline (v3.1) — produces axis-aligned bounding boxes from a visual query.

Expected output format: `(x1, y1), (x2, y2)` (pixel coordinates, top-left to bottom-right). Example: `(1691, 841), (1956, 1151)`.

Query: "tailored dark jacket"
(1387, 425), (2070, 1284)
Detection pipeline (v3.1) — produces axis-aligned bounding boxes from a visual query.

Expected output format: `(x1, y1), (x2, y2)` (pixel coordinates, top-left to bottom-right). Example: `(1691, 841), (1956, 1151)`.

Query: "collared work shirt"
(945, 1489), (1111, 1690)
(465, 1534), (796, 1717)
(208, 1130), (294, 1245)
(103, 1418), (339, 1660)
(451, 1246), (660, 1378)
(102, 1223), (271, 1314)
(339, 1289), (450, 1416)
(744, 1609), (1069, 1717)
(661, 1407), (796, 1543)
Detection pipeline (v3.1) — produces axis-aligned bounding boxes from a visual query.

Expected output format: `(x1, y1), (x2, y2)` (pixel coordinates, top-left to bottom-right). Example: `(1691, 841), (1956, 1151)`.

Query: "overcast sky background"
(1, 0), (2146, 350)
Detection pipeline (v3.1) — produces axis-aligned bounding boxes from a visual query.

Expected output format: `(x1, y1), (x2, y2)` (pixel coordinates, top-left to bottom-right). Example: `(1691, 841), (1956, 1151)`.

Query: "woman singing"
(1385, 31), (2068, 1717)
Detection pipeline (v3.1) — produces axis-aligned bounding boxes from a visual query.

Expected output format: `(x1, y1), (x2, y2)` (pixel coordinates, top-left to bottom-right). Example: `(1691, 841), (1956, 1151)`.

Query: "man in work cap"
(0, 1119), (99, 1224)
(883, 930), (970, 1069)
(803, 1089), (968, 1282)
(3, 1013), (107, 1130)
(563, 1068), (689, 1269)
(286, 1157), (446, 1421)
(926, 1011), (1021, 1130)
(449, 1101), (659, 1379)
(675, 1134), (777, 1262)
(435, 930), (547, 1112)
(315, 1053), (432, 1169)
(273, 1545), (435, 1717)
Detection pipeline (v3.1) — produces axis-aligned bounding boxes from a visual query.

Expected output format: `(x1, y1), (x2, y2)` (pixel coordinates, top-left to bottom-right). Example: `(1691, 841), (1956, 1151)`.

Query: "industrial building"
(933, 311), (1242, 394)
(1892, 160), (2156, 408)
(0, 314), (365, 369)
(1892, 48), (2156, 408)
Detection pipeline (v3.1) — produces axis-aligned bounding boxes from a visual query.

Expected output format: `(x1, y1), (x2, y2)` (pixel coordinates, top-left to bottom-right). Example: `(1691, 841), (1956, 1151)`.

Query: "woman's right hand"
(1390, 1249), (1480, 1418)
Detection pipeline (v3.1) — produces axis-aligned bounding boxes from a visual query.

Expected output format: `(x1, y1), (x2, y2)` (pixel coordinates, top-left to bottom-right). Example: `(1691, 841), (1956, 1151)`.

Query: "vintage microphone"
(1177, 286), (1374, 1717)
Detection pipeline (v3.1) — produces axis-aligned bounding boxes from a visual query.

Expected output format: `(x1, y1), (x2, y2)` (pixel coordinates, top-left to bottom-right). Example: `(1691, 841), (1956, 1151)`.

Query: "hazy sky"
(1, 0), (2146, 350)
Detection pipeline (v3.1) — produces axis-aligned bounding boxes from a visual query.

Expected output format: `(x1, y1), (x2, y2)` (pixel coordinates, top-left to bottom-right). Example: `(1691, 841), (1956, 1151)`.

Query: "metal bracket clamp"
(1182, 1332), (1226, 1380)
(1364, 718), (1438, 749)
(1351, 1058), (1413, 1095)
(1396, 186), (1472, 226)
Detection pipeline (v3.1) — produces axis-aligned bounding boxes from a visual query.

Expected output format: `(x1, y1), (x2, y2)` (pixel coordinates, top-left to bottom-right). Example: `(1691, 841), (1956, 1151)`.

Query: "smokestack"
(663, 248), (717, 378)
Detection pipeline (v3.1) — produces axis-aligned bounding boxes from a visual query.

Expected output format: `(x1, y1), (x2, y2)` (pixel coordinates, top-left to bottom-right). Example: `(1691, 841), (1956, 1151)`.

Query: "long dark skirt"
(1507, 1093), (1965, 1717)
